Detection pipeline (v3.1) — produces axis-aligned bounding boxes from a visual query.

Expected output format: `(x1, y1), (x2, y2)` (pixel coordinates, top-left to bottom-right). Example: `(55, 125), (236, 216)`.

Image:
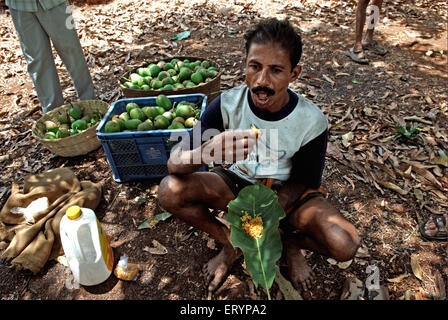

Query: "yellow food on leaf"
(241, 213), (263, 239)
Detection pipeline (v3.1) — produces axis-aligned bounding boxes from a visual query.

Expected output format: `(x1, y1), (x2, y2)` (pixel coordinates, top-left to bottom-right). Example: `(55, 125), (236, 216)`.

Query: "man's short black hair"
(244, 18), (302, 70)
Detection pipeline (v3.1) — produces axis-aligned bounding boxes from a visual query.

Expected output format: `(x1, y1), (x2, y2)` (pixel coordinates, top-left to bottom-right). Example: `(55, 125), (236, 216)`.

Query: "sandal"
(340, 277), (365, 300)
(345, 49), (369, 64)
(362, 40), (388, 56)
(419, 215), (448, 242)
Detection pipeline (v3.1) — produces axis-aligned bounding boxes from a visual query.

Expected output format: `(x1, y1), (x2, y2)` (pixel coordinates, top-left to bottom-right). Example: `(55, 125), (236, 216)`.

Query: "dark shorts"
(210, 166), (324, 236)
(210, 166), (254, 197)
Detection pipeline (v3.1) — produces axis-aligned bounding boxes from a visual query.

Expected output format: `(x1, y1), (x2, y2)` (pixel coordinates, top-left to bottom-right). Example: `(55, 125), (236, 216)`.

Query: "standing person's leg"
(36, 3), (95, 101)
(362, 0), (388, 56)
(346, 0), (370, 64)
(362, 0), (383, 45)
(353, 0), (371, 52)
(9, 8), (64, 113)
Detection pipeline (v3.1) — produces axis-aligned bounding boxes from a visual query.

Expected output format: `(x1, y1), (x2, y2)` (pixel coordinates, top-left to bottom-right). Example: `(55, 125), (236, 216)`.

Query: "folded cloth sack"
(0, 168), (102, 274)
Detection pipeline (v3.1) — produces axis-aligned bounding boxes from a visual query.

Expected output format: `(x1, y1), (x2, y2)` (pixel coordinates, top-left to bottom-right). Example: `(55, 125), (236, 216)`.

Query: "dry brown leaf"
(429, 156), (448, 167)
(355, 246), (370, 258)
(410, 254), (423, 281)
(424, 96), (433, 104)
(429, 189), (448, 201)
(341, 131), (354, 147)
(337, 259), (353, 269)
(343, 175), (355, 190)
(364, 165), (385, 194)
(326, 142), (344, 160)
(377, 180), (408, 195)
(400, 289), (411, 300)
(413, 166), (443, 189)
(143, 240), (168, 255)
(423, 204), (445, 215)
(401, 93), (421, 101)
(414, 287), (431, 300)
(367, 160), (397, 179)
(274, 268), (303, 300)
(322, 74), (335, 86)
(387, 273), (410, 283)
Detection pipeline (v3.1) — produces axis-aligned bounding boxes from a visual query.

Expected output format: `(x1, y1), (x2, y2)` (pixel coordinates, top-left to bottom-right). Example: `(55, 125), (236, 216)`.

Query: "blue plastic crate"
(96, 94), (208, 182)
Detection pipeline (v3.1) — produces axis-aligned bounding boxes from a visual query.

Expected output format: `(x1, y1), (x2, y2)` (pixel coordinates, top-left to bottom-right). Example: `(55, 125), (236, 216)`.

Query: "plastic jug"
(60, 205), (114, 286)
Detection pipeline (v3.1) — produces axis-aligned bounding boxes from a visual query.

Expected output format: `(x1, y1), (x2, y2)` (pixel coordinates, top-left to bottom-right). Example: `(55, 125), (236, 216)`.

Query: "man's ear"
(290, 65), (302, 82)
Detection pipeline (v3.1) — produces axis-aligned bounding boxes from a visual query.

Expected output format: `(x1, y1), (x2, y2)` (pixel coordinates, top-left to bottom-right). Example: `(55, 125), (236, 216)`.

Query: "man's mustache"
(251, 86), (276, 96)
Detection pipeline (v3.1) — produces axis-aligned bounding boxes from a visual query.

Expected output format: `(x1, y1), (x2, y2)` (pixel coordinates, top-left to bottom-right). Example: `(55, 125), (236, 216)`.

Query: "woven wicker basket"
(32, 100), (110, 157)
(119, 56), (222, 102)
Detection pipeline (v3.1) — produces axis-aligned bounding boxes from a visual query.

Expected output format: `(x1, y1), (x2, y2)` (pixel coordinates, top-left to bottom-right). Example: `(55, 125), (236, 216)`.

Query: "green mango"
(153, 115), (170, 129)
(69, 105), (83, 120)
(71, 119), (87, 131)
(190, 72), (203, 84)
(56, 128), (70, 138)
(156, 95), (172, 111)
(137, 120), (153, 131)
(105, 120), (121, 133)
(126, 102), (139, 113)
(124, 119), (142, 130)
(148, 64), (161, 77)
(129, 108), (146, 121)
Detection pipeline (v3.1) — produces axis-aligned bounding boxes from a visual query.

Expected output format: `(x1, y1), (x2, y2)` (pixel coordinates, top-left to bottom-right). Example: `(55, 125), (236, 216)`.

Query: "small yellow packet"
(114, 255), (139, 281)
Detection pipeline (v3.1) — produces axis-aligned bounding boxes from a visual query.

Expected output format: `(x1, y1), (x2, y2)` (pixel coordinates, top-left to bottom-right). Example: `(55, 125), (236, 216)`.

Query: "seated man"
(158, 18), (360, 293)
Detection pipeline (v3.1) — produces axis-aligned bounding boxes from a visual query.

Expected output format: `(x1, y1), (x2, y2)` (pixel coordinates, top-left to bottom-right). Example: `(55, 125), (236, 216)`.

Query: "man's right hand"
(201, 129), (258, 164)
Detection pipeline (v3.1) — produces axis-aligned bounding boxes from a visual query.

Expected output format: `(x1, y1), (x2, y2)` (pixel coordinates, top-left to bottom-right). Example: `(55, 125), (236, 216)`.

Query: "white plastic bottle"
(60, 205), (114, 286)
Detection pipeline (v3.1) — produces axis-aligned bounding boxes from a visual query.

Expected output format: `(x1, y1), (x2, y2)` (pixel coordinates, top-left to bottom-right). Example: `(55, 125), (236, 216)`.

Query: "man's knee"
(327, 224), (360, 262)
(157, 174), (185, 211)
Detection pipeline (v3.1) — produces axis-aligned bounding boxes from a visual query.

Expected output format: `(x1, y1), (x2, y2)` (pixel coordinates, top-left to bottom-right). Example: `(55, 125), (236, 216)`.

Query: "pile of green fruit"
(42, 105), (103, 140)
(103, 94), (201, 133)
(122, 58), (219, 91)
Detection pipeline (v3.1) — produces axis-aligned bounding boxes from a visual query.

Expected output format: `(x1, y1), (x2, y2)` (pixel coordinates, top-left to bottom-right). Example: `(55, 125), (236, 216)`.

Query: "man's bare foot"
(285, 241), (315, 291)
(203, 245), (241, 292)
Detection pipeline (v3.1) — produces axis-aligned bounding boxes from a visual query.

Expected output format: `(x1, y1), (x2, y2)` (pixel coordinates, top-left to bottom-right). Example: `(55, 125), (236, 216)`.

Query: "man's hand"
(0, 0), (7, 15)
(202, 129), (258, 164)
(167, 129), (258, 175)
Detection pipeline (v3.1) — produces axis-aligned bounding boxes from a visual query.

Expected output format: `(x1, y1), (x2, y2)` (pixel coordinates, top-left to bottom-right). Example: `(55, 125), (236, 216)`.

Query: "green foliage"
(394, 122), (424, 145)
(138, 212), (172, 229)
(170, 31), (191, 40)
(227, 184), (285, 299)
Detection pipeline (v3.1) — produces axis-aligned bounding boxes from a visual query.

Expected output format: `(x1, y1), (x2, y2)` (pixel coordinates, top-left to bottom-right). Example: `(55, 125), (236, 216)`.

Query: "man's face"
(245, 41), (301, 112)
